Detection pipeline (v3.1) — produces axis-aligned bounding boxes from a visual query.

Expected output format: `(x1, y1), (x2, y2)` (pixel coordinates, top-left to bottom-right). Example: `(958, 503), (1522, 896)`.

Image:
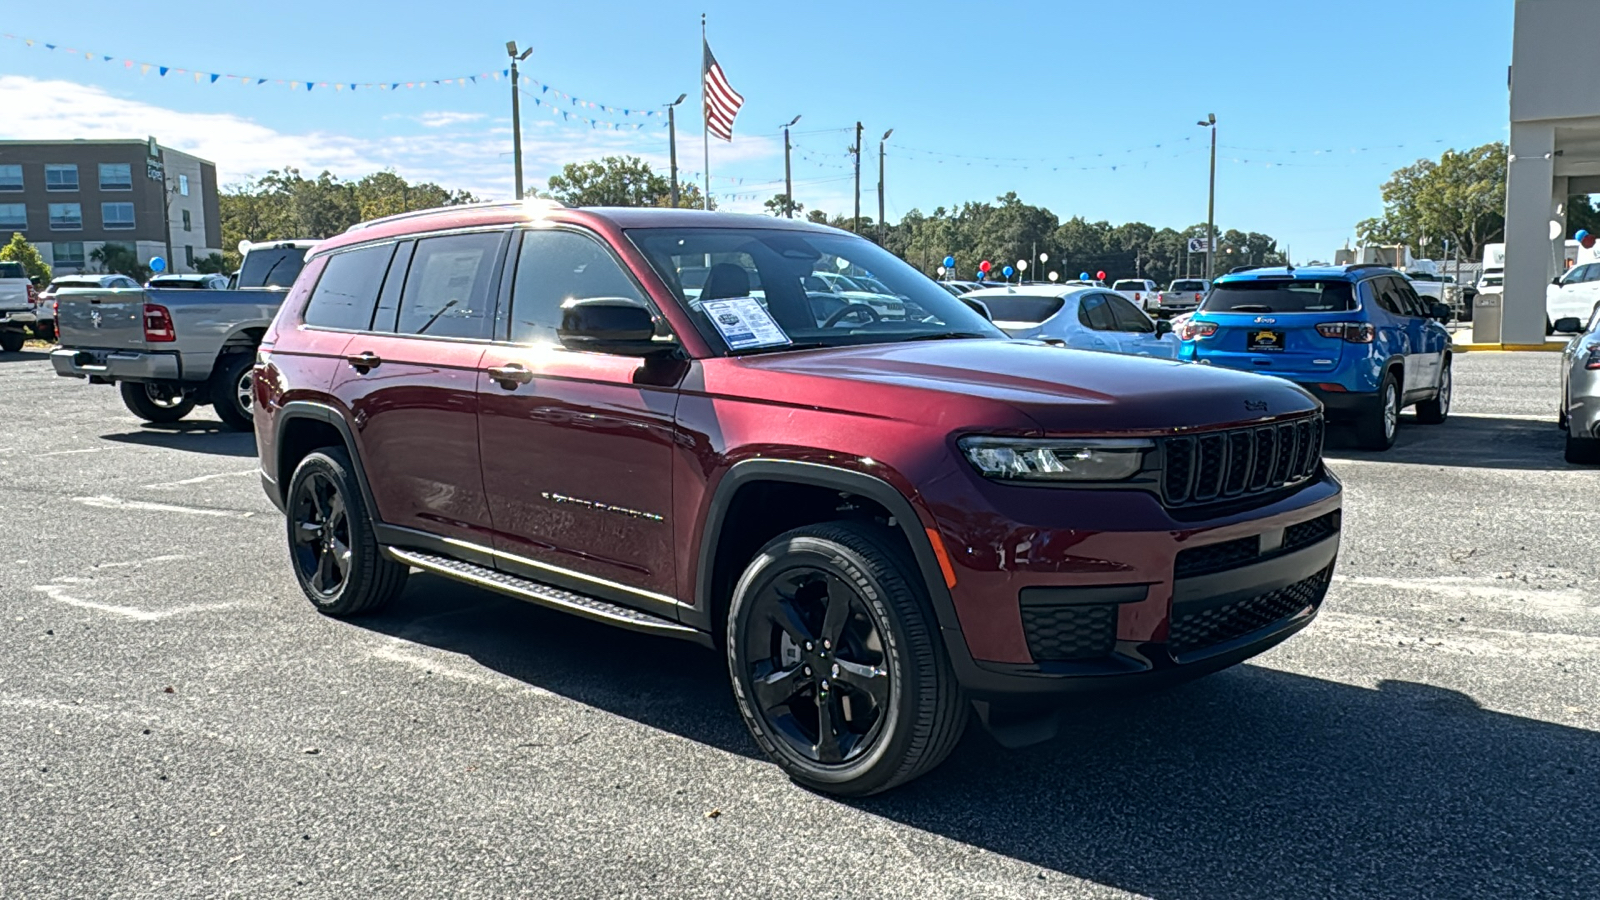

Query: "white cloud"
(0, 76), (780, 202)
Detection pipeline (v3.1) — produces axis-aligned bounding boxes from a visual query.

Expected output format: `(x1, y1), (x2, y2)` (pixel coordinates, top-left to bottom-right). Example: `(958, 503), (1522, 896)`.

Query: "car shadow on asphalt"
(1324, 413), (1578, 471)
(100, 423), (258, 457)
(0, 350), (53, 364)
(356, 574), (1600, 897)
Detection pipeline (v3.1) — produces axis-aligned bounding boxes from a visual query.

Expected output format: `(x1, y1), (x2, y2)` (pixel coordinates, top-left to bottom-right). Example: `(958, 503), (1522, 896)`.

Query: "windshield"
(1112, 281), (1145, 291)
(1170, 280), (1207, 292)
(980, 294), (1067, 324)
(0, 262), (24, 280)
(1202, 279), (1356, 313)
(237, 246), (309, 289)
(627, 227), (1005, 354)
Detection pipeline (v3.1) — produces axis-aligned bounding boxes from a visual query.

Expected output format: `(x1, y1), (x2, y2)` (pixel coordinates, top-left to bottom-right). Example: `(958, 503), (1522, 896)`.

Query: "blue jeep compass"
(1177, 265), (1453, 450)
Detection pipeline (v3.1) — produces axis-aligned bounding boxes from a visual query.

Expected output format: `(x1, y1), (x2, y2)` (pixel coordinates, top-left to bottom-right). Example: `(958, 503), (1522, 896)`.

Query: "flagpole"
(701, 14), (710, 211)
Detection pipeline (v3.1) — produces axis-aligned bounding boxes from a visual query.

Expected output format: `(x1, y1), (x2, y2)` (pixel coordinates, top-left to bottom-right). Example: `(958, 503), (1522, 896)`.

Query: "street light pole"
(666, 93), (688, 208)
(782, 115), (800, 217)
(852, 121), (863, 234)
(877, 128), (893, 242)
(1198, 113), (1216, 281)
(507, 41), (533, 200)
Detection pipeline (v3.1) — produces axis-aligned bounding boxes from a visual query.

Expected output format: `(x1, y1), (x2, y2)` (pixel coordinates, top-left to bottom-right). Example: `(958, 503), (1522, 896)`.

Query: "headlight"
(958, 437), (1152, 482)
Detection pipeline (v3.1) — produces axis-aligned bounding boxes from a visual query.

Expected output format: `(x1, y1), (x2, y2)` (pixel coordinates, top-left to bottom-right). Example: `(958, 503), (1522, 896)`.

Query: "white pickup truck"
(0, 260), (38, 352)
(1157, 278), (1210, 315)
(1112, 279), (1161, 312)
(50, 239), (319, 429)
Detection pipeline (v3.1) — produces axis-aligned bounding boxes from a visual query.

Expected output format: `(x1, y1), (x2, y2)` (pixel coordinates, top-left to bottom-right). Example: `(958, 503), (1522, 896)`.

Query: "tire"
(285, 447), (408, 616)
(726, 522), (967, 796)
(1566, 434), (1600, 465)
(1354, 371), (1401, 450)
(34, 321), (55, 343)
(209, 353), (256, 432)
(0, 331), (23, 353)
(119, 381), (196, 423)
(1415, 359), (1451, 424)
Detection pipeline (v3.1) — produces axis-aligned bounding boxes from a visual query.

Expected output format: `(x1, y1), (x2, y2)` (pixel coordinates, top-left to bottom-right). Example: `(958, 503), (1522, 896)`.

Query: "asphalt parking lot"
(3, 348), (1597, 900)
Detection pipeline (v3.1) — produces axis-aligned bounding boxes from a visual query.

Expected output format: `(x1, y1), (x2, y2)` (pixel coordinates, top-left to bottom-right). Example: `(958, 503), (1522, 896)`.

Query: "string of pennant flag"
(0, 31), (667, 117)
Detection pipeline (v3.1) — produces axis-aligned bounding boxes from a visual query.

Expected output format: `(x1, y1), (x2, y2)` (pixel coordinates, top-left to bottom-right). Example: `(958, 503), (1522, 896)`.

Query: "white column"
(1502, 122), (1557, 344)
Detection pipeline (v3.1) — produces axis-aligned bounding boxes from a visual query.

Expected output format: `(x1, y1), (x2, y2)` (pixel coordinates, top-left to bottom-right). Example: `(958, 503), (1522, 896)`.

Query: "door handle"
(486, 363), (533, 388)
(346, 351), (381, 373)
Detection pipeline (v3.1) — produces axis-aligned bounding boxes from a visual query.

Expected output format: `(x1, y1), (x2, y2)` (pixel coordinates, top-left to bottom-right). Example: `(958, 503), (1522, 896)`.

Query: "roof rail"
(345, 198), (565, 233)
(1343, 263), (1396, 273)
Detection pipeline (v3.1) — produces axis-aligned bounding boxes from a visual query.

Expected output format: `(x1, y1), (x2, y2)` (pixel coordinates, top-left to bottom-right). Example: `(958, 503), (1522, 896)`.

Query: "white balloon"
(836, 257), (851, 270)
(1048, 271), (1059, 282)
(1017, 260), (1028, 271)
(1039, 252), (1049, 262)
(936, 266), (946, 276)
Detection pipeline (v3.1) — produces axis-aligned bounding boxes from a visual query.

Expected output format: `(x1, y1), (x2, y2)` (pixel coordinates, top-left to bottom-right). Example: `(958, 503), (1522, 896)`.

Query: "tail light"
(1586, 346), (1600, 370)
(1315, 322), (1374, 343)
(26, 284), (38, 307)
(143, 303), (176, 342)
(1177, 320), (1218, 340)
(1193, 292), (1203, 302)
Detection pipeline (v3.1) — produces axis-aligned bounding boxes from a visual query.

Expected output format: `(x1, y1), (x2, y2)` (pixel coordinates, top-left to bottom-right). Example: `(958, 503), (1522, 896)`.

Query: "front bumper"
(51, 347), (181, 382)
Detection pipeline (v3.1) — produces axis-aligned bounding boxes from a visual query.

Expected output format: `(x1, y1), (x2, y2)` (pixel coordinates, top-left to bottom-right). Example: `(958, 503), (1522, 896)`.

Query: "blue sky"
(0, 0), (1513, 259)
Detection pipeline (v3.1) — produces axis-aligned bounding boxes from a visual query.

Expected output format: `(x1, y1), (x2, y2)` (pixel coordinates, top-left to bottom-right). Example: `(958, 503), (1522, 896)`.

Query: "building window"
(99, 163), (133, 191)
(45, 165), (79, 192)
(0, 204), (25, 230)
(101, 202), (135, 230)
(0, 165), (21, 192)
(182, 209), (192, 231)
(48, 203), (82, 230)
(52, 242), (86, 268)
(185, 245), (195, 267)
(179, 174), (190, 196)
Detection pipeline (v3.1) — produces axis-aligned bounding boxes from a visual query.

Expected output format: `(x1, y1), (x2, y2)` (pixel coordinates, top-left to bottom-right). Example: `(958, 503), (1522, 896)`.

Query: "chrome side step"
(385, 548), (711, 647)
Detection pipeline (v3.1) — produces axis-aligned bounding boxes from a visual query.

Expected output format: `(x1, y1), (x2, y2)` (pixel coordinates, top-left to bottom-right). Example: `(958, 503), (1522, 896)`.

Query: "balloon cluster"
(1580, 230), (1596, 250)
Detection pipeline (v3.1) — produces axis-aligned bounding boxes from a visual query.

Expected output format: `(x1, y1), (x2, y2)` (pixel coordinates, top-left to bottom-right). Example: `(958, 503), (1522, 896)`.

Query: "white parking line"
(1333, 574), (1594, 613)
(143, 469), (258, 490)
(31, 584), (238, 621)
(40, 447), (112, 457)
(72, 496), (253, 518)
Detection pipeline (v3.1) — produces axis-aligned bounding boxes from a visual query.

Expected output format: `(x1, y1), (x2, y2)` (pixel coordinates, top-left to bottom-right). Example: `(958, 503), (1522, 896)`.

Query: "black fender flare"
(688, 459), (963, 640)
(272, 400), (380, 519)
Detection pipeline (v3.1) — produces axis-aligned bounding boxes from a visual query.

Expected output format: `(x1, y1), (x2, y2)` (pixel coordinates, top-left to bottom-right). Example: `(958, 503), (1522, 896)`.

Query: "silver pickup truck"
(50, 239), (319, 430)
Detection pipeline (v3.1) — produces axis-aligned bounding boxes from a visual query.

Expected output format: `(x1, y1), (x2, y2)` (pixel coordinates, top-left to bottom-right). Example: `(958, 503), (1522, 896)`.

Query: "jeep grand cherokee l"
(254, 202), (1343, 796)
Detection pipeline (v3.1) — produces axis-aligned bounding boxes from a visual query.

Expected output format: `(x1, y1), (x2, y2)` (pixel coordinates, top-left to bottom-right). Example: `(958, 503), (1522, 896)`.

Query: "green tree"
(89, 243), (150, 283)
(0, 233), (51, 283)
(1356, 142), (1507, 259)
(546, 156), (713, 209)
(193, 253), (229, 275)
(763, 193), (803, 217)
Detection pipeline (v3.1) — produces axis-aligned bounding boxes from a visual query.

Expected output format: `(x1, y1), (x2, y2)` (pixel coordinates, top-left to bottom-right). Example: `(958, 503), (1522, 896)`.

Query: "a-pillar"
(1503, 122), (1562, 344)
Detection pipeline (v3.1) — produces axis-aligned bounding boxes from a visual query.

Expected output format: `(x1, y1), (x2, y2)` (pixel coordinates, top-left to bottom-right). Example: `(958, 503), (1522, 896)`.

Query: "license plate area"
(1247, 330), (1285, 352)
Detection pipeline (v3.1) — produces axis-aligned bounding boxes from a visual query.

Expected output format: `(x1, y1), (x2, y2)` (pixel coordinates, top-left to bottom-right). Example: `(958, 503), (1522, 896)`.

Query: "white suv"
(0, 261), (36, 352)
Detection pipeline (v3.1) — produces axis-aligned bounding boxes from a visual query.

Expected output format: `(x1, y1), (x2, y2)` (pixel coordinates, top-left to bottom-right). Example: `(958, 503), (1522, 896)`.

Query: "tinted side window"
(371, 241), (415, 333)
(395, 233), (504, 340)
(509, 230), (649, 346)
(1396, 282), (1426, 316)
(302, 244), (396, 330)
(1106, 295), (1155, 332)
(1372, 277), (1404, 315)
(1077, 293), (1117, 330)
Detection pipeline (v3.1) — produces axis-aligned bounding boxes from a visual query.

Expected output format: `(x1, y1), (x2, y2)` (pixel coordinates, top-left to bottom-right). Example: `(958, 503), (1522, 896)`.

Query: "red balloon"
(979, 260), (992, 273)
(1584, 235), (1596, 250)
(1096, 270), (1106, 280)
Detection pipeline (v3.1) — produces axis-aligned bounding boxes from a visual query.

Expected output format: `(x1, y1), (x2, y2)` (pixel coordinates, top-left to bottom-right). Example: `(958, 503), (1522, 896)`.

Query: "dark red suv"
(254, 202), (1342, 795)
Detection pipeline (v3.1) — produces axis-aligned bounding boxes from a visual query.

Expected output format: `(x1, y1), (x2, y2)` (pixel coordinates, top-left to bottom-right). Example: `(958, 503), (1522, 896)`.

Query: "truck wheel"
(1415, 359), (1451, 424)
(726, 522), (967, 796)
(0, 331), (23, 353)
(33, 321), (55, 343)
(209, 353), (256, 432)
(1566, 434), (1600, 465)
(120, 381), (196, 424)
(1354, 372), (1400, 450)
(286, 447), (408, 616)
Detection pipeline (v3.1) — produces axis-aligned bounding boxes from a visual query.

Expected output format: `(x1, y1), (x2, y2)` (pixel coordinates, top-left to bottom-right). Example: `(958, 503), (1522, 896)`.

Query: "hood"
(738, 339), (1319, 434)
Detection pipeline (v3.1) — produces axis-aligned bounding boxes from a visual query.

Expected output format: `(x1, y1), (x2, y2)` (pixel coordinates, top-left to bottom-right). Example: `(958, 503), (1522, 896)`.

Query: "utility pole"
(877, 128), (893, 242)
(852, 121), (863, 234)
(1198, 113), (1217, 281)
(507, 41), (533, 200)
(782, 115), (800, 217)
(666, 93), (687, 208)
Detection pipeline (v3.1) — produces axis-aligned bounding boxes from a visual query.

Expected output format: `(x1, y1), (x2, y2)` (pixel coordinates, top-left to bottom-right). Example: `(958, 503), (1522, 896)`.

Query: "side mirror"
(1554, 277), (1565, 287)
(960, 296), (992, 321)
(1155, 319), (1174, 336)
(1553, 316), (1583, 334)
(557, 297), (670, 356)
(1429, 301), (1453, 323)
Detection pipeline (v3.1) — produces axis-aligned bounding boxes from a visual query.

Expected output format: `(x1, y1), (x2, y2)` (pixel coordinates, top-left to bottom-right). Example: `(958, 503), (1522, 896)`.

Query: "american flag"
(702, 39), (744, 142)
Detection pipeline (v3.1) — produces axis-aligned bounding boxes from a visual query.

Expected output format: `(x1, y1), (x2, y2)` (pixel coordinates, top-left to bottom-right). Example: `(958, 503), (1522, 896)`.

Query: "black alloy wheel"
(727, 523), (967, 796)
(285, 448), (408, 616)
(742, 567), (892, 766)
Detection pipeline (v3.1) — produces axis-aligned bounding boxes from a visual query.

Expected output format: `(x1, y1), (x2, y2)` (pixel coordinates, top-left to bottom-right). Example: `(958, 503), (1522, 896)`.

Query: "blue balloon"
(943, 255), (956, 268)
(1079, 271), (1089, 280)
(150, 256), (167, 273)
(1003, 266), (1014, 277)
(1580, 230), (1591, 242)
(976, 271), (986, 280)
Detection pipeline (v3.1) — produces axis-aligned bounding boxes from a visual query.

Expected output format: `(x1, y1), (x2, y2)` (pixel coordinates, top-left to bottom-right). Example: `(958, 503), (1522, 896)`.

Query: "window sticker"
(701, 297), (791, 351)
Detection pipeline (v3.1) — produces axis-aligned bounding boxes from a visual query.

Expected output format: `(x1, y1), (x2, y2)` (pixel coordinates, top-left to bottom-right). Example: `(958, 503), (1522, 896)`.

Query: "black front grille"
(1283, 511), (1340, 554)
(1173, 536), (1259, 580)
(1169, 564), (1333, 654)
(1021, 604), (1117, 662)
(1161, 415), (1323, 508)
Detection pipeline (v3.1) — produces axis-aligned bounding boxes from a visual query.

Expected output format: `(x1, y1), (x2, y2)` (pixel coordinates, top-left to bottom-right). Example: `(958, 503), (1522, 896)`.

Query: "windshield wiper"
(735, 341), (831, 356)
(898, 331), (994, 342)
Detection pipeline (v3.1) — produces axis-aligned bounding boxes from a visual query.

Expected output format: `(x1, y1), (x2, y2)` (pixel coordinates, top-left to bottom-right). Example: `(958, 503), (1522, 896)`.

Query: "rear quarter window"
(982, 294), (1065, 324)
(302, 243), (397, 331)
